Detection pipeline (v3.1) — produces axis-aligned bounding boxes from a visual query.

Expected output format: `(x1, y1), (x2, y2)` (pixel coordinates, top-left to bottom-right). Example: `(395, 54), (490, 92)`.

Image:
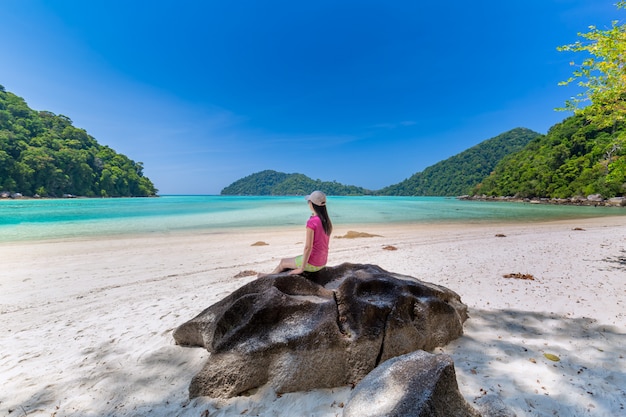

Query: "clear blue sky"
(0, 1), (622, 194)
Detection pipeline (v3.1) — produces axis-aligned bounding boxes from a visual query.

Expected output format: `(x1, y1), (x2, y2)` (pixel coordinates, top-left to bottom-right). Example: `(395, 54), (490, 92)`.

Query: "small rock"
(344, 351), (480, 417)
(336, 231), (382, 239)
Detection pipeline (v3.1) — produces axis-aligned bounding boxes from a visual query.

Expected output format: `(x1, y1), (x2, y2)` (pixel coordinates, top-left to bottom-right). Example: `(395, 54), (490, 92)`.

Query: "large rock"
(587, 194), (603, 202)
(173, 263), (469, 398)
(343, 350), (480, 417)
(607, 197), (626, 207)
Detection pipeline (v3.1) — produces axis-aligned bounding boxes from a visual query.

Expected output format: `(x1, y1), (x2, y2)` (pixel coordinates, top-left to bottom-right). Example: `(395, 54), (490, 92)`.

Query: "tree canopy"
(472, 115), (626, 198)
(557, 1), (626, 131)
(0, 86), (157, 197)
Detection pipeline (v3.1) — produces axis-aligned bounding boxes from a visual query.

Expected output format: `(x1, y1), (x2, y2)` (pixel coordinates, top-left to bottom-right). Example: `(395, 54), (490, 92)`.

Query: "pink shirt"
(306, 215), (329, 266)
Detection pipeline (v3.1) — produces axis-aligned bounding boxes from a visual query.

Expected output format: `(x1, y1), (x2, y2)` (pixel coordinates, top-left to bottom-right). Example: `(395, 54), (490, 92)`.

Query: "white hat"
(305, 190), (326, 206)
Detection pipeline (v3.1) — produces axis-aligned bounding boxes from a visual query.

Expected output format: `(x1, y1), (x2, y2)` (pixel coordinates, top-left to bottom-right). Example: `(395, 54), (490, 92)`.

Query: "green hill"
(473, 114), (626, 198)
(0, 85), (157, 197)
(220, 170), (371, 196)
(378, 128), (541, 196)
(219, 119), (626, 199)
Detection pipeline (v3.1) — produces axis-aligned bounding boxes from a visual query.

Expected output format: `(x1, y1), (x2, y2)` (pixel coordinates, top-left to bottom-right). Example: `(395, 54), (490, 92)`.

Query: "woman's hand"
(289, 267), (304, 275)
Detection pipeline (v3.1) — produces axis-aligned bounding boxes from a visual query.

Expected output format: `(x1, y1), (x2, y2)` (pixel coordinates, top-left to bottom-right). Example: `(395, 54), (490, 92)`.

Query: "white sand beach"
(1, 216), (625, 416)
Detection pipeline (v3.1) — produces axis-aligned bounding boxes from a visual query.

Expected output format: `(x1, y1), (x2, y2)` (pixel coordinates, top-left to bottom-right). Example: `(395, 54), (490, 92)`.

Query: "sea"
(1, 195), (624, 243)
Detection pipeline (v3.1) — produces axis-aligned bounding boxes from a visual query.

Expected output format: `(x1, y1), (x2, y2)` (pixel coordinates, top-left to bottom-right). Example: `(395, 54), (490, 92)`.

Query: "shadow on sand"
(445, 308), (626, 417)
(5, 307), (624, 417)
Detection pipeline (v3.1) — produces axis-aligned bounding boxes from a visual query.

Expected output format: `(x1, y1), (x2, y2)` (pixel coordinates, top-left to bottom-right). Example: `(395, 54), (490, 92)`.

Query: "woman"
(260, 191), (333, 276)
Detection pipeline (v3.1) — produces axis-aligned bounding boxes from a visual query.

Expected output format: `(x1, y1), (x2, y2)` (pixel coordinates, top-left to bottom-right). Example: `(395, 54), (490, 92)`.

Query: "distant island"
(0, 85), (157, 198)
(221, 170), (373, 196)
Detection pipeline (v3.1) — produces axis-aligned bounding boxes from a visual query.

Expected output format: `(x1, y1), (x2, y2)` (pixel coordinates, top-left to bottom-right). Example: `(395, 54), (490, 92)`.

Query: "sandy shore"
(1, 216), (625, 416)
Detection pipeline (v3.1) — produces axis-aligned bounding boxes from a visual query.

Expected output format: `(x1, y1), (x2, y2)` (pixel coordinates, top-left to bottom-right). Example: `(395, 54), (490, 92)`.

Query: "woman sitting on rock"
(259, 191), (333, 276)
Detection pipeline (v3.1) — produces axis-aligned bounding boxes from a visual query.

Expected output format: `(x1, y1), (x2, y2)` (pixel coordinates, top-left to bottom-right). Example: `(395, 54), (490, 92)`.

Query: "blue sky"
(0, 1), (622, 194)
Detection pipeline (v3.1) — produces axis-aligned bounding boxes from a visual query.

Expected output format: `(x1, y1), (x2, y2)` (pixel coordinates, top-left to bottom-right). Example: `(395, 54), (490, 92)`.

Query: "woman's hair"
(311, 203), (333, 236)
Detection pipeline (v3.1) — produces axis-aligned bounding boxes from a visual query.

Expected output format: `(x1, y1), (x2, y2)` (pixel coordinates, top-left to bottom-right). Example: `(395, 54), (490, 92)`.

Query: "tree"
(558, 2), (626, 125)
(0, 87), (158, 196)
(557, 2), (626, 195)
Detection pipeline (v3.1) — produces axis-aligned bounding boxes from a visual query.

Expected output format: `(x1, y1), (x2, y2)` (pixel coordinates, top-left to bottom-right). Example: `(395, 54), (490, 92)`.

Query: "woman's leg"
(271, 257), (297, 274)
(259, 256), (297, 277)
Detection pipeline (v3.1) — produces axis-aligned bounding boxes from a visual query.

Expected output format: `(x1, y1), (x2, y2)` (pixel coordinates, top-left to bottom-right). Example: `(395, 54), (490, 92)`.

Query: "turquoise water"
(0, 195), (624, 243)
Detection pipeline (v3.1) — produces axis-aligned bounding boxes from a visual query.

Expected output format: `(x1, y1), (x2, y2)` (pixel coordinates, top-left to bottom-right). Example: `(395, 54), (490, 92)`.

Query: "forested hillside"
(473, 115), (626, 198)
(0, 85), (157, 197)
(378, 128), (540, 196)
(221, 170), (371, 195)
(473, 5), (626, 200)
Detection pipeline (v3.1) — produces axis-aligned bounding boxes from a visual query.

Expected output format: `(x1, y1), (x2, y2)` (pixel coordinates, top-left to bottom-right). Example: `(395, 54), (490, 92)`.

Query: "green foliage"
(220, 170), (371, 196)
(221, 170), (290, 195)
(557, 3), (626, 130)
(473, 114), (626, 198)
(0, 86), (157, 197)
(553, 2), (626, 198)
(476, 5), (626, 200)
(378, 128), (540, 196)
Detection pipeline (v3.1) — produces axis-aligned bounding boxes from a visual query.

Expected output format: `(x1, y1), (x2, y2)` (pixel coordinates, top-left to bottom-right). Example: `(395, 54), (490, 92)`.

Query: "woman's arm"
(289, 226), (314, 275)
